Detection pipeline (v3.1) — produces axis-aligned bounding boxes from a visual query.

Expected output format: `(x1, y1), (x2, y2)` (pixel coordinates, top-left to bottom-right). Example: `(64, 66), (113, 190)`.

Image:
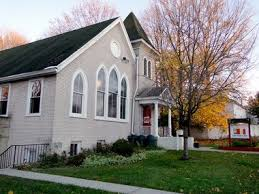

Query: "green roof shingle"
(124, 12), (154, 48)
(0, 18), (117, 78)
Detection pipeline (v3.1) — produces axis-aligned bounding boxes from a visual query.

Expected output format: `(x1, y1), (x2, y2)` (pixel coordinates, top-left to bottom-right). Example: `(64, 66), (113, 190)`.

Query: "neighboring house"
(191, 101), (259, 139)
(0, 13), (174, 155)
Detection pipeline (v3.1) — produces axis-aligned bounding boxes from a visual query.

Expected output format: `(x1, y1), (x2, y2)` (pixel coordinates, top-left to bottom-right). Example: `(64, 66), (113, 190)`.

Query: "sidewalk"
(0, 169), (178, 194)
(193, 147), (259, 154)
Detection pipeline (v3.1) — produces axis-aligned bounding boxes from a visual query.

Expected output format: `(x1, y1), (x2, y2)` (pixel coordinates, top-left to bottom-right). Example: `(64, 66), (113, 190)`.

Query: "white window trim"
(95, 64), (108, 119)
(0, 83), (11, 117)
(143, 57), (148, 77)
(143, 57), (153, 80)
(69, 69), (88, 119)
(119, 74), (130, 122)
(94, 65), (129, 123)
(110, 40), (121, 58)
(107, 65), (120, 120)
(148, 60), (152, 79)
(26, 79), (44, 117)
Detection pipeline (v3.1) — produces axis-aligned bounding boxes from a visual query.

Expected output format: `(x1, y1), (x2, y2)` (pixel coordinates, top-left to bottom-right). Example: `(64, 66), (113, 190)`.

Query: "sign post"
(228, 118), (251, 147)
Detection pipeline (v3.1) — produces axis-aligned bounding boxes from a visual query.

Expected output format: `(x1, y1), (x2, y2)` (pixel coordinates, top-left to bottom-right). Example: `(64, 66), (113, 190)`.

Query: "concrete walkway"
(0, 169), (178, 194)
(193, 147), (259, 154)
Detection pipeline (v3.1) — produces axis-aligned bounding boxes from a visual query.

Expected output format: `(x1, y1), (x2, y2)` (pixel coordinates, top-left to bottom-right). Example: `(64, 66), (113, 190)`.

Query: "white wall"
(52, 23), (135, 153)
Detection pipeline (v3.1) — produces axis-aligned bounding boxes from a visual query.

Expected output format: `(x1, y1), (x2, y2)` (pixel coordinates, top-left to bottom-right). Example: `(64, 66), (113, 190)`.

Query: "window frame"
(0, 84), (11, 117)
(108, 68), (119, 119)
(148, 60), (152, 79)
(95, 66), (108, 119)
(95, 65), (129, 123)
(26, 79), (43, 117)
(120, 76), (128, 120)
(144, 58), (148, 77)
(69, 69), (88, 119)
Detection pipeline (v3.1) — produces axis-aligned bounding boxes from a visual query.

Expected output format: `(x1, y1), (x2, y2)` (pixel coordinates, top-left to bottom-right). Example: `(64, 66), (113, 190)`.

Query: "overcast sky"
(0, 0), (259, 97)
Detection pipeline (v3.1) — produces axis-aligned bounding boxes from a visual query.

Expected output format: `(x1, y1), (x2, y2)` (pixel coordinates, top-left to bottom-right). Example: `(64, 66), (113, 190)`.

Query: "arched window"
(148, 61), (152, 79)
(144, 58), (147, 76)
(108, 69), (118, 118)
(120, 78), (127, 119)
(71, 71), (87, 117)
(96, 68), (106, 117)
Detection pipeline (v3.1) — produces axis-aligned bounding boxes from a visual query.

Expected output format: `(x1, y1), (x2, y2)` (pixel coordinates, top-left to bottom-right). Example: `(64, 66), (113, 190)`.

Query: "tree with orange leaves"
(0, 30), (28, 51)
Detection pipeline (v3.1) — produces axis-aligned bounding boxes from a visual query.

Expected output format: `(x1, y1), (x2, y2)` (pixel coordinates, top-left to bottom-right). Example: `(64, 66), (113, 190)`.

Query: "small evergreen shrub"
(111, 139), (134, 157)
(39, 153), (64, 167)
(95, 142), (112, 154)
(232, 141), (251, 147)
(66, 153), (86, 166)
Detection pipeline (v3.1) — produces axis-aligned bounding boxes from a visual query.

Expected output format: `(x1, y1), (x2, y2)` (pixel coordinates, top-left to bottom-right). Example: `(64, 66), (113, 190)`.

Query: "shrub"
(83, 152), (146, 167)
(39, 153), (64, 167)
(232, 141), (251, 147)
(111, 139), (134, 157)
(66, 153), (86, 166)
(95, 142), (112, 154)
(17, 164), (32, 171)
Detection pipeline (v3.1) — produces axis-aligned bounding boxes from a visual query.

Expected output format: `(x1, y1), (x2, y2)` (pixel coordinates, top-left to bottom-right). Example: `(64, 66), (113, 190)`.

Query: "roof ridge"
(0, 17), (119, 54)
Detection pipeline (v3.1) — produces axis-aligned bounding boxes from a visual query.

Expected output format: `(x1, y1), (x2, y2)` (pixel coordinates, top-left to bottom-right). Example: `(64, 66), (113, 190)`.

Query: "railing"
(0, 144), (49, 169)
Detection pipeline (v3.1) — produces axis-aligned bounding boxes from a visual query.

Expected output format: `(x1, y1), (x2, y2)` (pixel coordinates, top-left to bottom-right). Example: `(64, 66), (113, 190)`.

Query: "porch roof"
(135, 87), (173, 106)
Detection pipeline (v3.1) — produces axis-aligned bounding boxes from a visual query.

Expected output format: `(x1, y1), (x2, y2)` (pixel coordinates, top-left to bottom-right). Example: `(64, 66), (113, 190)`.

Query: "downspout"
(131, 56), (139, 134)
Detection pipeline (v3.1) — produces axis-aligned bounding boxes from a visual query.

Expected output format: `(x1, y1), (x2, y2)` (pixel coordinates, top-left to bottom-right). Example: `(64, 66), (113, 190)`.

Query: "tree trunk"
(182, 126), (189, 160)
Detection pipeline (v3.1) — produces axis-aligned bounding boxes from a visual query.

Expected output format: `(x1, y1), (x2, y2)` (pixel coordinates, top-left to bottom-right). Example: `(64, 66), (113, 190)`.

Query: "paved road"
(0, 169), (179, 194)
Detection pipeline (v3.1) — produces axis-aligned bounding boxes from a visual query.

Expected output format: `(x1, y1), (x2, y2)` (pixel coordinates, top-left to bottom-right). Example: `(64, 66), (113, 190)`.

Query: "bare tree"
(0, 30), (28, 51)
(142, 0), (257, 160)
(46, 0), (118, 36)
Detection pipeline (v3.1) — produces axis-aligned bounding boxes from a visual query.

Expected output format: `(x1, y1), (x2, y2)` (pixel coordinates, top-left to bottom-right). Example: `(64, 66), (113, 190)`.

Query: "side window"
(96, 68), (106, 117)
(148, 61), (152, 79)
(70, 71), (87, 118)
(0, 85), (10, 116)
(120, 78), (127, 119)
(27, 80), (42, 115)
(144, 58), (148, 76)
(108, 69), (118, 118)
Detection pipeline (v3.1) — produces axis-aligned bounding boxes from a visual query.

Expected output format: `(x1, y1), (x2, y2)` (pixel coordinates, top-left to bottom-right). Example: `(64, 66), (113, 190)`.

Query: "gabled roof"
(136, 87), (166, 98)
(124, 12), (154, 48)
(0, 18), (117, 78)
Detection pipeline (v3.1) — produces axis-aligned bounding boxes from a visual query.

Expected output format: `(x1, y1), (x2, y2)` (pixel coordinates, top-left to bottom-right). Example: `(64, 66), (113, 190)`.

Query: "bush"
(95, 142), (112, 154)
(111, 139), (134, 157)
(83, 152), (146, 167)
(232, 141), (251, 147)
(66, 153), (86, 166)
(39, 153), (65, 167)
(17, 164), (32, 171)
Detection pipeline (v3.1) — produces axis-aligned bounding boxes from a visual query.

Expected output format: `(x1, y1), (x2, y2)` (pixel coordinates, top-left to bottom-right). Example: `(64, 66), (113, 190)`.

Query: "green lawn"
(0, 176), (113, 194)
(32, 151), (259, 194)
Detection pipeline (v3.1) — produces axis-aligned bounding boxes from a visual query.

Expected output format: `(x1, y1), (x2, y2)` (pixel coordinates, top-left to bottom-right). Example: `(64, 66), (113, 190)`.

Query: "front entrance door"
(142, 106), (151, 135)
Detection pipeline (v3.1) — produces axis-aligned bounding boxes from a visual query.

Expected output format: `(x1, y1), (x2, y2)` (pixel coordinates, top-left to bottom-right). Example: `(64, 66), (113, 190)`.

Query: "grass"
(32, 151), (259, 194)
(0, 175), (113, 194)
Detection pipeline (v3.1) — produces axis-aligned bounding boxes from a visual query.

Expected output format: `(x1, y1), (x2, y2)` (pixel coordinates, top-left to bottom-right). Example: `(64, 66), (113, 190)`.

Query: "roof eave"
(131, 39), (160, 56)
(0, 67), (57, 84)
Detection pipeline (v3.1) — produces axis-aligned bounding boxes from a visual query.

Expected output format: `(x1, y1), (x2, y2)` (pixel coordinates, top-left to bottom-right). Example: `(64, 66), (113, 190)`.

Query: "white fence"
(157, 137), (194, 150)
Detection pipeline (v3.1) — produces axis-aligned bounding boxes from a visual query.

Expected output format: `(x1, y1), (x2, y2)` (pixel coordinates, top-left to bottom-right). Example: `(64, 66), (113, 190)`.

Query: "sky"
(0, 0), (259, 98)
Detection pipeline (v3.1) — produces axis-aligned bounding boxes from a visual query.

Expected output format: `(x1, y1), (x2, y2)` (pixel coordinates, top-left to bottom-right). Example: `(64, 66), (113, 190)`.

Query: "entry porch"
(134, 87), (194, 150)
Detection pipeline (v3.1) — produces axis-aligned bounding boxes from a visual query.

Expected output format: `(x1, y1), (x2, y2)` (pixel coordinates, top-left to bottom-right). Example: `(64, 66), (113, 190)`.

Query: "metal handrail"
(0, 144), (49, 169)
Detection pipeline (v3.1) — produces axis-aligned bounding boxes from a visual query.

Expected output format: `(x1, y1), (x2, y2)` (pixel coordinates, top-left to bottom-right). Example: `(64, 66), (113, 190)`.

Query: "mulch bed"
(219, 146), (259, 152)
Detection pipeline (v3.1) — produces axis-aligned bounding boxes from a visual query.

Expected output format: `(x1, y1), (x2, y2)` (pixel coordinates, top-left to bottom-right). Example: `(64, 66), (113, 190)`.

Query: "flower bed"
(219, 146), (259, 152)
(83, 152), (147, 167)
